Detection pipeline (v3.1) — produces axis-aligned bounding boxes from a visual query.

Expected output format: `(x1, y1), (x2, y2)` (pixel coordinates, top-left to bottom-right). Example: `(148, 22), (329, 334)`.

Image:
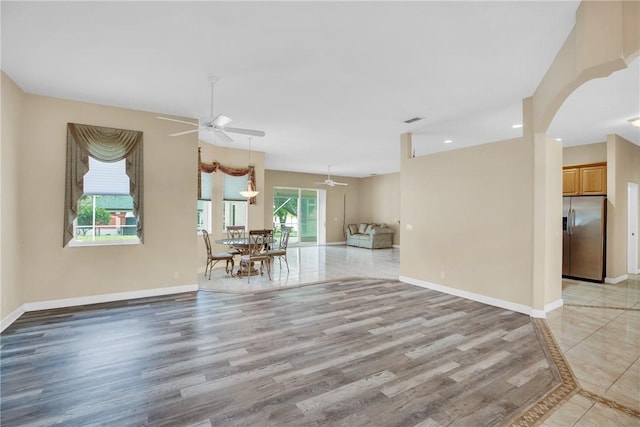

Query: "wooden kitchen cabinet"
(562, 163), (606, 196)
(562, 168), (580, 195)
(580, 165), (607, 194)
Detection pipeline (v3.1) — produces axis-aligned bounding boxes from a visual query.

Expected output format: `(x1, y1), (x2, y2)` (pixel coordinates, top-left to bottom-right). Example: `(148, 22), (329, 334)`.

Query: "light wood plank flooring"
(1, 278), (556, 426)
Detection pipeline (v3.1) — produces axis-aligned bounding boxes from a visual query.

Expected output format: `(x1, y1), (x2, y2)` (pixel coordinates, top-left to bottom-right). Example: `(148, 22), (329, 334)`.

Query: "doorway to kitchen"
(628, 182), (639, 275)
(273, 187), (326, 246)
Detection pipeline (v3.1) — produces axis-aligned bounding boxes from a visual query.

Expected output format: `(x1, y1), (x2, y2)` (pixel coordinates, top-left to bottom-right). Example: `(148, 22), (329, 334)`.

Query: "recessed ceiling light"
(512, 124), (523, 129)
(444, 139), (453, 144)
(629, 117), (640, 127)
(555, 138), (562, 142)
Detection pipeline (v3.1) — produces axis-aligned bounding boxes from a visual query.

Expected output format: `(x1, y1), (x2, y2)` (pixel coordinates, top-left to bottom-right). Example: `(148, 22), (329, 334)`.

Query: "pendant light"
(239, 137), (259, 198)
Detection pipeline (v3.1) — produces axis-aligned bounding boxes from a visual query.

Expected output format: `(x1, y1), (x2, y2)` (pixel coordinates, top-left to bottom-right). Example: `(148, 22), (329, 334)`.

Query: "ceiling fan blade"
(214, 129), (234, 144)
(170, 129), (200, 136)
(224, 127), (266, 137)
(212, 114), (232, 128)
(157, 116), (198, 127)
(333, 182), (348, 186)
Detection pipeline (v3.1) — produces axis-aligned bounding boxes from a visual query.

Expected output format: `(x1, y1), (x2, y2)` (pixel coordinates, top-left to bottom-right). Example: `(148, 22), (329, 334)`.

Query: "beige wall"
(563, 142), (607, 166)
(606, 134), (640, 279)
(359, 173), (400, 246)
(400, 135), (534, 307)
(16, 94), (199, 304)
(264, 170), (361, 244)
(1, 72), (24, 319)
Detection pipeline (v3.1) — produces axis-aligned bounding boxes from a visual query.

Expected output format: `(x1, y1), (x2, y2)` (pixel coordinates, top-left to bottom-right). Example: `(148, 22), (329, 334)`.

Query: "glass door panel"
(299, 190), (318, 244)
(273, 188), (299, 245)
(273, 187), (320, 246)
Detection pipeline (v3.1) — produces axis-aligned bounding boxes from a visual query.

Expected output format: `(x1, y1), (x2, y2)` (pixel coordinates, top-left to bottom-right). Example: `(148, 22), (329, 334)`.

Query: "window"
(63, 123), (143, 247)
(223, 201), (247, 230)
(198, 172), (212, 233)
(222, 174), (248, 230)
(72, 158), (139, 245)
(197, 200), (212, 232)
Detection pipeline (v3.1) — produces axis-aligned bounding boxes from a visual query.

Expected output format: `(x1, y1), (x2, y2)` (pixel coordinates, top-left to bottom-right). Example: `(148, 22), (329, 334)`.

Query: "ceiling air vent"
(404, 116), (424, 124)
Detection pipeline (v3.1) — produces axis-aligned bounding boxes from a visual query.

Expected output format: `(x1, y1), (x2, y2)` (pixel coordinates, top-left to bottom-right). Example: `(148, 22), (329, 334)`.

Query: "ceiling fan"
(315, 165), (348, 187)
(157, 79), (265, 143)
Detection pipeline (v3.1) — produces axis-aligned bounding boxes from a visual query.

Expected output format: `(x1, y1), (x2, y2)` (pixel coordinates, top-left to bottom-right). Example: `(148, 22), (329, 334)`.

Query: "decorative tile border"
(578, 388), (640, 419)
(507, 319), (580, 426)
(508, 319), (640, 426)
(564, 303), (640, 312)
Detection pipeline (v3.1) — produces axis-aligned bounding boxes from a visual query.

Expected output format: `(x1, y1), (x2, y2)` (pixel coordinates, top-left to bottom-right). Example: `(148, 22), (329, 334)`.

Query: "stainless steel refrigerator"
(562, 195), (607, 282)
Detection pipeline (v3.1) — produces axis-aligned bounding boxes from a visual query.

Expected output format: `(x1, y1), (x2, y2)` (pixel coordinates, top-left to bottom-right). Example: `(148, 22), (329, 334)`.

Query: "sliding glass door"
(273, 187), (325, 246)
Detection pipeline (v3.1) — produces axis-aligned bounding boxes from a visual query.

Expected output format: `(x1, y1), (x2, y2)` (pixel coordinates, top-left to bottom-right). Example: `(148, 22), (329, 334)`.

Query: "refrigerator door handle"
(569, 209), (575, 235)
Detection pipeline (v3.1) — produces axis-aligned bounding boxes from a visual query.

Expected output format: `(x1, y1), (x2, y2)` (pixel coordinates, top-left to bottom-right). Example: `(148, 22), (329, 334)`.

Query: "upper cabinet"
(563, 163), (606, 196)
(562, 168), (580, 195)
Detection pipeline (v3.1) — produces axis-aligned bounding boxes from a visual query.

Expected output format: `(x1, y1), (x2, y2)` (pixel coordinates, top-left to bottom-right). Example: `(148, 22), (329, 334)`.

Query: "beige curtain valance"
(199, 148), (257, 204)
(63, 123), (144, 247)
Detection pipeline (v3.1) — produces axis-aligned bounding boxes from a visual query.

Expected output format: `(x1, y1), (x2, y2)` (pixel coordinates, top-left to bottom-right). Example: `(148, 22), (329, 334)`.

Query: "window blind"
(200, 172), (212, 201)
(224, 174), (249, 201)
(83, 157), (129, 195)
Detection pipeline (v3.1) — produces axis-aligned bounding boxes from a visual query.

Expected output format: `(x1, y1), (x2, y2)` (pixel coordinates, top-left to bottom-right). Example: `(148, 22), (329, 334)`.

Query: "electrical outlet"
(406, 224), (413, 231)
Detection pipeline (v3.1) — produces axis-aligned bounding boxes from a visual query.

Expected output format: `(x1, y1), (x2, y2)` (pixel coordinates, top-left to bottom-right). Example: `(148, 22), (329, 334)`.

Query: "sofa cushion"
(364, 224), (373, 234)
(358, 223), (368, 234)
(348, 224), (358, 235)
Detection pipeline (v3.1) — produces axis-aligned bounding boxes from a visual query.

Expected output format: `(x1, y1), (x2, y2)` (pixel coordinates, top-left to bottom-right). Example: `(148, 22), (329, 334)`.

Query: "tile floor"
(199, 246), (639, 426)
(199, 245), (400, 293)
(543, 275), (640, 426)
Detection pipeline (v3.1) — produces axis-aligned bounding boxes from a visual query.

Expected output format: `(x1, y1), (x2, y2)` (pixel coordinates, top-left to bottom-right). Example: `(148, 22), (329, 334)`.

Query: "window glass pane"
(223, 201), (247, 230)
(224, 174), (249, 201)
(84, 158), (129, 195)
(75, 194), (138, 242)
(197, 200), (211, 232)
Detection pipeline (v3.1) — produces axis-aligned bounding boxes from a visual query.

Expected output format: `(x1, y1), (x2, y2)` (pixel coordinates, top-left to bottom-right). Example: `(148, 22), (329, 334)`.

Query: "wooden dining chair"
(202, 229), (234, 279)
(267, 226), (292, 272)
(239, 229), (273, 282)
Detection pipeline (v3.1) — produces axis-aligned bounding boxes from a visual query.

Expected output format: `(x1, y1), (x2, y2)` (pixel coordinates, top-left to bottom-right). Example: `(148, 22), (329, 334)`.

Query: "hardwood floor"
(1, 278), (556, 427)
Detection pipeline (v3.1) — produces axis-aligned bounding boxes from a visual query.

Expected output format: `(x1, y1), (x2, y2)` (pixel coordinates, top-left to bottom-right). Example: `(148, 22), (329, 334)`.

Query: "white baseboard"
(1, 305), (27, 333)
(2, 284), (199, 332)
(531, 299), (563, 318)
(399, 275), (558, 318)
(392, 244), (400, 249)
(605, 275), (628, 284)
(325, 241), (347, 246)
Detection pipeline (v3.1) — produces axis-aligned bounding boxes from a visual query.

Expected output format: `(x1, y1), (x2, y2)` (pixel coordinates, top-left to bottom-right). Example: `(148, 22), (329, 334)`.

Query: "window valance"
(198, 148), (257, 204)
(64, 123), (144, 247)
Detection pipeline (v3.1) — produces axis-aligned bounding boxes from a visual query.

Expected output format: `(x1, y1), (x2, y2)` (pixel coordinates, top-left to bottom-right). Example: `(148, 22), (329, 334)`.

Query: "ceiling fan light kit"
(629, 117), (640, 128)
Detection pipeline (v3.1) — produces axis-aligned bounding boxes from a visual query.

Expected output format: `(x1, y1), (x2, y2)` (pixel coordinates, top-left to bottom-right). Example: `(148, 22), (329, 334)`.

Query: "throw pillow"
(358, 223), (368, 234)
(364, 224), (373, 234)
(348, 224), (358, 235)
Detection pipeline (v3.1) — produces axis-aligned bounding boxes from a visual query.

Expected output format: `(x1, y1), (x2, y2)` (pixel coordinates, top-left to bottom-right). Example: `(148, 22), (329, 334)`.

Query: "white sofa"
(345, 223), (394, 249)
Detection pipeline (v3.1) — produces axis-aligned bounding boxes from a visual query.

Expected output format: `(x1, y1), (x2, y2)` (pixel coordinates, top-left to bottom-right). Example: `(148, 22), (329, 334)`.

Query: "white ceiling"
(4, 1), (634, 178)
